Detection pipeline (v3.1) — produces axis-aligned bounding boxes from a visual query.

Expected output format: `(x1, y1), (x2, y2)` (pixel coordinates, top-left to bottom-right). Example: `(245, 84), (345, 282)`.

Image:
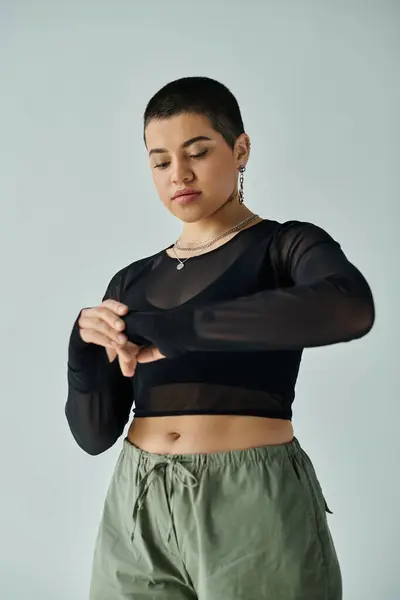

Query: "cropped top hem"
(133, 408), (293, 420)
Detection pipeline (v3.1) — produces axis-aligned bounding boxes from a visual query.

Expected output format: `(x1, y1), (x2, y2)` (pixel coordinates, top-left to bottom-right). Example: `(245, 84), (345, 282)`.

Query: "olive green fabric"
(89, 437), (342, 599)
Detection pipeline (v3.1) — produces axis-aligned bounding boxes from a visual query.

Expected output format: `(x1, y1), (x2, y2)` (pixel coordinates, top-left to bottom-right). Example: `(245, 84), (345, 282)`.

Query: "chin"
(165, 204), (207, 223)
(175, 212), (208, 223)
(167, 200), (227, 223)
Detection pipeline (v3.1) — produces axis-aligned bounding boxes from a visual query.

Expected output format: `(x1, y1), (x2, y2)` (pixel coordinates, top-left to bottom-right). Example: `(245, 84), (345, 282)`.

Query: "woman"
(66, 76), (375, 600)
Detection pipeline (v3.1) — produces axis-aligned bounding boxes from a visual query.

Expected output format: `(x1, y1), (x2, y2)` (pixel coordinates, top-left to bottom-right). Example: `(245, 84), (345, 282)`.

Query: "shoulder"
(262, 218), (342, 279)
(114, 249), (163, 281)
(102, 249), (163, 301)
(269, 218), (340, 252)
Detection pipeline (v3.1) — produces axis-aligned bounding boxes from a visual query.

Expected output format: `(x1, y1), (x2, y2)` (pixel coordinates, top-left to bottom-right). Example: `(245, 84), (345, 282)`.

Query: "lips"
(172, 189), (201, 200)
(171, 189), (202, 205)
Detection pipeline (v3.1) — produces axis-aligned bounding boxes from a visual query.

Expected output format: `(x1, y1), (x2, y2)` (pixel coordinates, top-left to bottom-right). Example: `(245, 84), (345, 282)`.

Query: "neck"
(180, 202), (255, 243)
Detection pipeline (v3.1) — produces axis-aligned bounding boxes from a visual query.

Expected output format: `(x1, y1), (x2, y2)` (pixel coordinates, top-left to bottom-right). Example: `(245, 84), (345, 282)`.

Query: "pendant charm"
(177, 262), (185, 270)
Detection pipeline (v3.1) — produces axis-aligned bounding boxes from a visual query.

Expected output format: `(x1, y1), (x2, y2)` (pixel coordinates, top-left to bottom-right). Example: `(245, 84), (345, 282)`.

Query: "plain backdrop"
(0, 1), (398, 599)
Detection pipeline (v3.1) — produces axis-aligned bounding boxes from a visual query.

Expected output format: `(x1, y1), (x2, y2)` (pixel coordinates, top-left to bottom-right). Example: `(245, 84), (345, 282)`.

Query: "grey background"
(1, 1), (398, 599)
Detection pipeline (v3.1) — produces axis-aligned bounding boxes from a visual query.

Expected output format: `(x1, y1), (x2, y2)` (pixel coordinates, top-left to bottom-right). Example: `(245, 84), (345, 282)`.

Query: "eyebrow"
(148, 136), (213, 156)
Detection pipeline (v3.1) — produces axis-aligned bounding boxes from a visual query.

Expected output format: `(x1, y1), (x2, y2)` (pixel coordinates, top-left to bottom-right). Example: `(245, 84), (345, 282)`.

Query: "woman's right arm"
(65, 271), (134, 456)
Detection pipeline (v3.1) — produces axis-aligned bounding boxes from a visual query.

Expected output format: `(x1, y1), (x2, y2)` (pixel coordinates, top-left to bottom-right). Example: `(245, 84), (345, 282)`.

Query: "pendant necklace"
(171, 214), (259, 271)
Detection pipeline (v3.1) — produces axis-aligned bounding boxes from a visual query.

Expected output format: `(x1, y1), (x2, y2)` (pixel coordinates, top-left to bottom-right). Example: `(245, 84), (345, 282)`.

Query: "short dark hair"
(143, 76), (245, 149)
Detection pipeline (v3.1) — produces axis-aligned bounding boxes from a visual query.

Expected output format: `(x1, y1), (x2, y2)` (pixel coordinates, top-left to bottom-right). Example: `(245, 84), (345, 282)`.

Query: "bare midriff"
(127, 415), (294, 455)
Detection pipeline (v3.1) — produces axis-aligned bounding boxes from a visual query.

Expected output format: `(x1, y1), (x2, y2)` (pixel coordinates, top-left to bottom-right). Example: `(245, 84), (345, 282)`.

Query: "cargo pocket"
(300, 448), (333, 516)
(324, 498), (333, 514)
(285, 452), (317, 527)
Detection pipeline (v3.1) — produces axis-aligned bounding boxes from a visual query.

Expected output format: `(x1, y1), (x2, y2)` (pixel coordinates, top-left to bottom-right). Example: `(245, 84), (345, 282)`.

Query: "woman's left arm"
(127, 221), (375, 357)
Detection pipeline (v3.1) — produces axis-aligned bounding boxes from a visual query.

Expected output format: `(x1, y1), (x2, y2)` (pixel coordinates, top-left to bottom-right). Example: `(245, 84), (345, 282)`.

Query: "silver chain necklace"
(171, 214), (259, 271)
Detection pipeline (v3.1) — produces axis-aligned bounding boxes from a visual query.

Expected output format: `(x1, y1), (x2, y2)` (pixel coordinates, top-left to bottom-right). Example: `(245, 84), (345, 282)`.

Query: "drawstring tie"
(131, 457), (198, 544)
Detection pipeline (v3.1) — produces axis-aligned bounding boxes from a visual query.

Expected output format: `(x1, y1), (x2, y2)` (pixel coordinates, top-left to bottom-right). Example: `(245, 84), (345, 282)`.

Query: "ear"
(234, 133), (251, 169)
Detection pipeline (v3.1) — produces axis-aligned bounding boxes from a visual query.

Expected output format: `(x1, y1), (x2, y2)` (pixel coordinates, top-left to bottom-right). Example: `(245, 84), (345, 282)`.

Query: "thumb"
(136, 346), (166, 364)
(116, 341), (140, 363)
(116, 342), (140, 377)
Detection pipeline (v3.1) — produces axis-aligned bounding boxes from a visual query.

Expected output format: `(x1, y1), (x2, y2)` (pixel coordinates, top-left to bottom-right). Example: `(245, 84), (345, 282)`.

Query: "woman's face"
(144, 113), (249, 223)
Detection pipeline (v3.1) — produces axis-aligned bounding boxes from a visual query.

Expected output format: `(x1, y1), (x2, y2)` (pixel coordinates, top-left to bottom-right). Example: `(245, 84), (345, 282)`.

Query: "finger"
(79, 327), (118, 349)
(100, 298), (128, 315)
(79, 310), (128, 345)
(100, 299), (129, 315)
(106, 347), (118, 363)
(117, 351), (137, 377)
(116, 342), (140, 363)
(119, 360), (137, 377)
(81, 304), (127, 331)
(136, 347), (166, 363)
(117, 342), (140, 377)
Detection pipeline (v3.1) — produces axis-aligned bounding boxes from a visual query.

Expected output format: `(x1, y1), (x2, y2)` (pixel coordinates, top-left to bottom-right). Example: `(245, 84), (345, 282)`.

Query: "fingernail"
(118, 305), (127, 314)
(117, 334), (126, 343)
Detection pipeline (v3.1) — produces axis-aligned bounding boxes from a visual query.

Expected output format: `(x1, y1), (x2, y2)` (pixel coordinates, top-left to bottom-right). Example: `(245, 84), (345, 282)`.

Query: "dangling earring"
(238, 165), (246, 204)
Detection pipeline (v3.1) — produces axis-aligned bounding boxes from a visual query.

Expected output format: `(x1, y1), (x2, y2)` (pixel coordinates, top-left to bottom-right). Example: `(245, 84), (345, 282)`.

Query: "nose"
(170, 159), (194, 185)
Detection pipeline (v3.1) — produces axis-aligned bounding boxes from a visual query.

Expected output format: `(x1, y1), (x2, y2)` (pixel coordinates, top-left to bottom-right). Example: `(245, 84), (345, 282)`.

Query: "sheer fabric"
(66, 219), (374, 454)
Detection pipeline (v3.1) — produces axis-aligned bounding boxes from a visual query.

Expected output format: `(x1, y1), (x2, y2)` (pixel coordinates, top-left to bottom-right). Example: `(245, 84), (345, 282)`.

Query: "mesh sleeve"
(65, 269), (134, 455)
(126, 221), (375, 357)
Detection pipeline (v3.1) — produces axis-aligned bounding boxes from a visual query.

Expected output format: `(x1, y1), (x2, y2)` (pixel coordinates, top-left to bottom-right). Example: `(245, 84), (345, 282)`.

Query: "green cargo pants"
(89, 437), (342, 599)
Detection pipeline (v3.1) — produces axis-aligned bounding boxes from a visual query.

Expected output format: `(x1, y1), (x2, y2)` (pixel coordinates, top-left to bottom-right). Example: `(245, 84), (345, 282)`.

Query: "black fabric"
(65, 279), (134, 455)
(66, 219), (375, 454)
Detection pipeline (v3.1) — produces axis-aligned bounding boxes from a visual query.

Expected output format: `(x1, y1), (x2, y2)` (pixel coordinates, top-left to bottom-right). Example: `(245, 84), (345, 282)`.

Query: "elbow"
(75, 429), (119, 456)
(81, 437), (118, 456)
(350, 293), (375, 341)
(68, 423), (121, 456)
(363, 296), (375, 335)
(332, 273), (375, 342)
(65, 402), (122, 456)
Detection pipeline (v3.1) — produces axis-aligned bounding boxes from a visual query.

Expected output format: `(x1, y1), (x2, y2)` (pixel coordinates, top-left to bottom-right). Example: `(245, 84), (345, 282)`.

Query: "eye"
(189, 149), (208, 159)
(153, 149), (208, 170)
(153, 161), (170, 170)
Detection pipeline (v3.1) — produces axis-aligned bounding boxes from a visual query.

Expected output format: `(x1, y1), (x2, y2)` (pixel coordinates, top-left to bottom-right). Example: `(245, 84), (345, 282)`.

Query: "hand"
(136, 346), (166, 364)
(77, 299), (164, 376)
(111, 341), (166, 377)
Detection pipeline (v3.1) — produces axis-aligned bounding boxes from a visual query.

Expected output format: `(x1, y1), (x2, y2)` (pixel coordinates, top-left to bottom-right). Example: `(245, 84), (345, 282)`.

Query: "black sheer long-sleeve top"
(66, 219), (375, 454)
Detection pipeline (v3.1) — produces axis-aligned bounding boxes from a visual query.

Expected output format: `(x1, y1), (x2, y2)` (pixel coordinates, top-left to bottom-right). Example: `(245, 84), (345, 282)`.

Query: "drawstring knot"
(131, 456), (198, 544)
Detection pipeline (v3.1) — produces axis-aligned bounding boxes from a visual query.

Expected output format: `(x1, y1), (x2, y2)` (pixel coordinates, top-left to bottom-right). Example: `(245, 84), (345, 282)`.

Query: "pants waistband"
(122, 435), (303, 470)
